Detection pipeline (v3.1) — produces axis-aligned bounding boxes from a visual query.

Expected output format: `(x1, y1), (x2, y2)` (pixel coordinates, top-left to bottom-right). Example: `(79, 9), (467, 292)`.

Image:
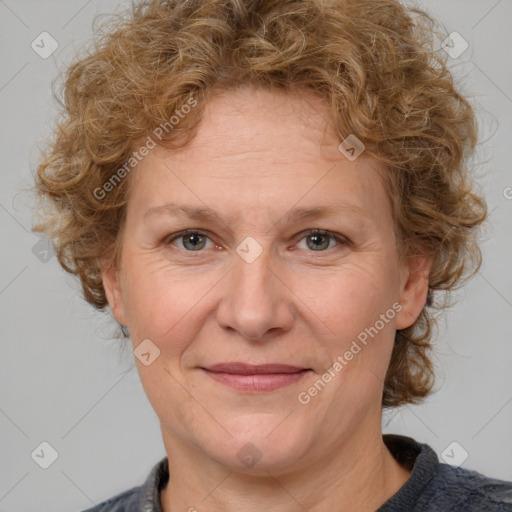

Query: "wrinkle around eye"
(169, 231), (215, 252)
(161, 229), (351, 258)
(294, 230), (348, 252)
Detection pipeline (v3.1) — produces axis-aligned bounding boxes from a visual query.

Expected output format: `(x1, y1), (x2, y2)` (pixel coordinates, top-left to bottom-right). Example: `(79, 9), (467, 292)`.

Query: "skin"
(101, 86), (431, 511)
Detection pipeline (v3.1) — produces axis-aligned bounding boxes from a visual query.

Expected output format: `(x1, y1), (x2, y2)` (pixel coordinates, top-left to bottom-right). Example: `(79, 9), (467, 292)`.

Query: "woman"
(32, 0), (512, 510)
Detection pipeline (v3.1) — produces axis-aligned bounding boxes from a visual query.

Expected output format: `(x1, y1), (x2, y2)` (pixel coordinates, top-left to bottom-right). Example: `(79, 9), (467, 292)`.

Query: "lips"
(200, 363), (311, 392)
(204, 363), (308, 375)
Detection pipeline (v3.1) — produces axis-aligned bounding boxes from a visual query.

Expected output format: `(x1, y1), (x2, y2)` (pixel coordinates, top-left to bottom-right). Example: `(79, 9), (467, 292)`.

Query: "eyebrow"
(143, 201), (367, 225)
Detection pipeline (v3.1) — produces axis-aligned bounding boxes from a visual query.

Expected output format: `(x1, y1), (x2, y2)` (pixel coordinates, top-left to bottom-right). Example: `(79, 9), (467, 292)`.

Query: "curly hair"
(32, 0), (487, 407)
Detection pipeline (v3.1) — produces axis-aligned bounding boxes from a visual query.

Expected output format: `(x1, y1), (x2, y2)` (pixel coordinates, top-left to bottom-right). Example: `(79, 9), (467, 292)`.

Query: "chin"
(202, 416), (314, 473)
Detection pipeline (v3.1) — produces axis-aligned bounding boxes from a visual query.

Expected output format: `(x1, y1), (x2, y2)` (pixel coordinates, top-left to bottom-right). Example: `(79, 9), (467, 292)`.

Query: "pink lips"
(201, 363), (310, 392)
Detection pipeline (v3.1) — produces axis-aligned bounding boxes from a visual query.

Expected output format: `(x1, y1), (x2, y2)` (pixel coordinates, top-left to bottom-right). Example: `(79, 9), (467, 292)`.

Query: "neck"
(159, 428), (411, 512)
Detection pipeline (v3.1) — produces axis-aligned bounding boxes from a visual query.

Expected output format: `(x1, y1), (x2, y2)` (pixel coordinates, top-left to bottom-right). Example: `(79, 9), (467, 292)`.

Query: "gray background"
(1, 0), (511, 510)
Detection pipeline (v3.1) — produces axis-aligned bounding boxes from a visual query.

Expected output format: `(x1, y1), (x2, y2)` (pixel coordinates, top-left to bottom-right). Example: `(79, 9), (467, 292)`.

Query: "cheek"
(300, 265), (400, 400)
(120, 252), (220, 346)
(301, 259), (399, 340)
(120, 241), (400, 363)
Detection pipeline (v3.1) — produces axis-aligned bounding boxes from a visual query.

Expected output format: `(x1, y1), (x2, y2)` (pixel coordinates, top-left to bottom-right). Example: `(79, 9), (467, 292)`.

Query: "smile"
(200, 363), (312, 392)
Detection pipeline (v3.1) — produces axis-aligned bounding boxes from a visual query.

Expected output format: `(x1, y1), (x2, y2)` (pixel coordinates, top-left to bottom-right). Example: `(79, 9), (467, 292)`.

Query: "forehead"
(184, 86), (340, 163)
(126, 86), (390, 227)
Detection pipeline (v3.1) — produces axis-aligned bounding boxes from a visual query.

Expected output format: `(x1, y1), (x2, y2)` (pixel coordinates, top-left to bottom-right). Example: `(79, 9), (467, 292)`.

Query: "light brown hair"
(32, 0), (487, 407)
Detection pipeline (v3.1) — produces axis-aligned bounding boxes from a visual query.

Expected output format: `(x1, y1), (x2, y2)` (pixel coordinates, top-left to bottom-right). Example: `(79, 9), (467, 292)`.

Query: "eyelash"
(165, 229), (349, 254)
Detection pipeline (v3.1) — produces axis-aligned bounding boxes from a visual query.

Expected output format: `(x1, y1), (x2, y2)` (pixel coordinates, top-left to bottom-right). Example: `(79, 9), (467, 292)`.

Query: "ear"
(395, 252), (432, 330)
(99, 257), (127, 327)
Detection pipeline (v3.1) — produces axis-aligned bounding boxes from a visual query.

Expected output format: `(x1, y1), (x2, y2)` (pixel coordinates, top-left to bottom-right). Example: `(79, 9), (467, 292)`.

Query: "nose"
(216, 241), (294, 341)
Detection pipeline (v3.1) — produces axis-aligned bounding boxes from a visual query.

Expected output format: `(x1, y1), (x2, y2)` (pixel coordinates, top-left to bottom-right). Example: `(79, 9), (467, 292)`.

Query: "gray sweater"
(82, 434), (512, 511)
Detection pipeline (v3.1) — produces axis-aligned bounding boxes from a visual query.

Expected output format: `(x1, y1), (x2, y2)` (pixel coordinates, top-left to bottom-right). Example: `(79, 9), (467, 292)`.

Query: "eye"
(164, 228), (348, 254)
(296, 229), (347, 252)
(166, 230), (214, 251)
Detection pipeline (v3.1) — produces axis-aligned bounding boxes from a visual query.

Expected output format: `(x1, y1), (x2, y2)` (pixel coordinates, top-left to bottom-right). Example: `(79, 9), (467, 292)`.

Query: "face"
(102, 86), (429, 474)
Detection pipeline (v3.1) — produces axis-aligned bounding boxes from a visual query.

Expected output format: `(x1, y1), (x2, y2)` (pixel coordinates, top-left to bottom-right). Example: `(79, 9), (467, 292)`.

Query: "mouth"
(200, 363), (312, 392)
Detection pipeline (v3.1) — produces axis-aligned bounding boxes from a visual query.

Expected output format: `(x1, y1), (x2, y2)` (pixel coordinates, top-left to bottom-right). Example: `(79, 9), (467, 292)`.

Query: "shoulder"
(381, 434), (512, 512)
(424, 463), (512, 511)
(78, 456), (169, 512)
(80, 486), (140, 512)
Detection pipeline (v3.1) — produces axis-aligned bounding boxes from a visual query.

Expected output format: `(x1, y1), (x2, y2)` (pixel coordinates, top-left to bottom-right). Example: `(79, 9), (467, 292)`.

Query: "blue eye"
(298, 229), (344, 251)
(166, 229), (347, 253)
(167, 230), (213, 251)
